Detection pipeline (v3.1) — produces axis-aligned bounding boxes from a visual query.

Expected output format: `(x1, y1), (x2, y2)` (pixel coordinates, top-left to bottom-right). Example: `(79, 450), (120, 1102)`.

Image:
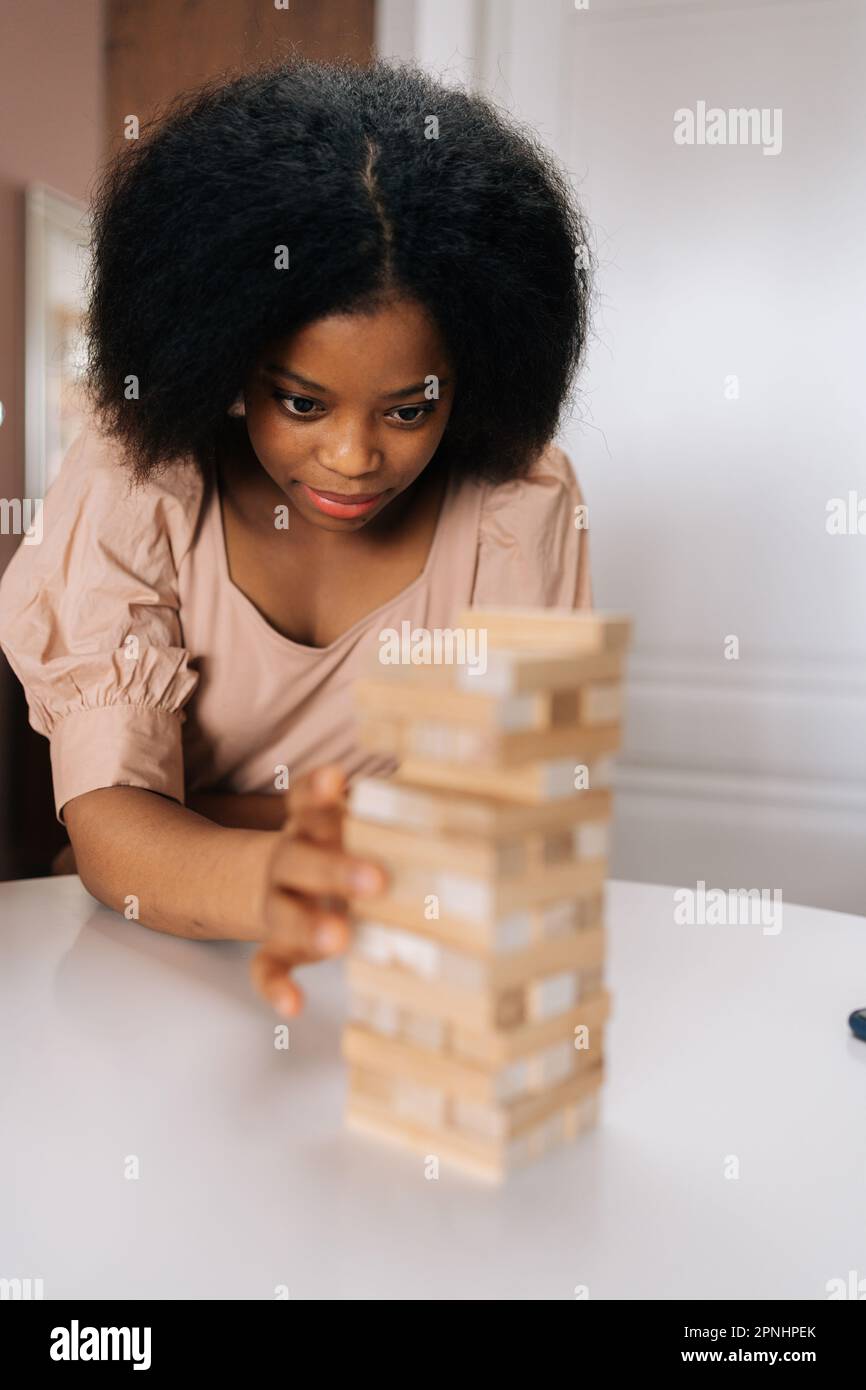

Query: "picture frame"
(24, 182), (91, 500)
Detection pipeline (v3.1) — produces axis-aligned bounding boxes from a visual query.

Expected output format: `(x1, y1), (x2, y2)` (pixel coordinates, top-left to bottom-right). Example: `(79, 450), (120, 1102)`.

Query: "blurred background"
(0, 0), (863, 913)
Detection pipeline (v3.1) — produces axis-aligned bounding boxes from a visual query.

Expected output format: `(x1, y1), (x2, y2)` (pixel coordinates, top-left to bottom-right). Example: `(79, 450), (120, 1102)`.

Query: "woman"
(0, 58), (593, 1017)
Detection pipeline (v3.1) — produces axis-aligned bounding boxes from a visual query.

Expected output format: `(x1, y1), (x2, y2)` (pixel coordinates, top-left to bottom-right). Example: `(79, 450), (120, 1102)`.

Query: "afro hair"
(84, 57), (592, 485)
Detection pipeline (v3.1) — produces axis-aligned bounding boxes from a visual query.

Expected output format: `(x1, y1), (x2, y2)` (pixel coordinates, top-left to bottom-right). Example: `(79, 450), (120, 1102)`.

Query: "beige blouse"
(0, 414), (592, 820)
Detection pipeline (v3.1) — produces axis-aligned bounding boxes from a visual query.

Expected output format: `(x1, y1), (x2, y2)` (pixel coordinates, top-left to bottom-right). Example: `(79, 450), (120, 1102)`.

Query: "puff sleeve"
(471, 443), (593, 609)
(0, 417), (203, 820)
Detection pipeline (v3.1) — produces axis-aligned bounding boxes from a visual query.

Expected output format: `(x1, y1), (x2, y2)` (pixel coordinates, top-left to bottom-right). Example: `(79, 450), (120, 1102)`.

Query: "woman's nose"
(315, 422), (383, 479)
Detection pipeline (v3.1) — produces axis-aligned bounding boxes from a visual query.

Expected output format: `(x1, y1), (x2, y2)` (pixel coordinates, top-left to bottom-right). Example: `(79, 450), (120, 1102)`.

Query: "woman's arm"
(185, 790), (286, 831)
(53, 791), (285, 879)
(64, 786), (279, 942)
(63, 768), (389, 1016)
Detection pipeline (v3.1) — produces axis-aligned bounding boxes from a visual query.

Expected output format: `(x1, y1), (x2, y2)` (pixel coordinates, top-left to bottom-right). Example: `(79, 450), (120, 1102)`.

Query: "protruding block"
(457, 606), (632, 654)
(393, 754), (612, 803)
(355, 675), (624, 731)
(349, 776), (613, 838)
(366, 643), (625, 696)
(358, 711), (622, 767)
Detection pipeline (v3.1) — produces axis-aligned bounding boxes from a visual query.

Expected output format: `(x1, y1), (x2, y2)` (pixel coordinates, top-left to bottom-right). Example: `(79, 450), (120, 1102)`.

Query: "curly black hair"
(84, 57), (592, 485)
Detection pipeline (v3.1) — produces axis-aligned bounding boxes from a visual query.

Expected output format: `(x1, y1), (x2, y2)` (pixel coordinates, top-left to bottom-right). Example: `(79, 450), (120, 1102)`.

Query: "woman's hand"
(250, 763), (388, 1018)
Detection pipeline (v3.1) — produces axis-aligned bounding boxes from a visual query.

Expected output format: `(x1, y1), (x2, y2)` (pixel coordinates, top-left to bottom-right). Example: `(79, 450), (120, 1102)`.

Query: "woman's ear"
(227, 391), (246, 417)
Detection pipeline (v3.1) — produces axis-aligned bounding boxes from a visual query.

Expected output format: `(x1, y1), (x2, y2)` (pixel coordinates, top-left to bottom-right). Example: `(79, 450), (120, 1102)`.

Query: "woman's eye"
(276, 393), (321, 417)
(389, 404), (434, 425)
(273, 394), (434, 424)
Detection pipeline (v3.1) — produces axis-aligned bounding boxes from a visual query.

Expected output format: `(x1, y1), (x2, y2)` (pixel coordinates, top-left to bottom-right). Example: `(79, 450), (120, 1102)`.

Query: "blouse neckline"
(210, 462), (458, 656)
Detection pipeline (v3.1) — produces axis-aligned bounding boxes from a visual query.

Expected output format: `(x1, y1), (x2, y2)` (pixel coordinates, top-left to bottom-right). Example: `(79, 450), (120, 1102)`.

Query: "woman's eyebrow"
(265, 365), (327, 392)
(264, 364), (450, 399)
(384, 377), (451, 399)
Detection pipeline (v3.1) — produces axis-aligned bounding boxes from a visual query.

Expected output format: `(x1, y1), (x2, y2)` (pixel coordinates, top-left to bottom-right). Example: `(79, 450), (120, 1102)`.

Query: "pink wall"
(0, 0), (104, 874)
(0, 0), (104, 552)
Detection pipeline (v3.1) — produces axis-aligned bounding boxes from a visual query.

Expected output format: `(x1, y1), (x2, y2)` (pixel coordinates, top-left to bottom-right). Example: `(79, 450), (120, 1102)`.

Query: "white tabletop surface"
(1, 873), (864, 1301)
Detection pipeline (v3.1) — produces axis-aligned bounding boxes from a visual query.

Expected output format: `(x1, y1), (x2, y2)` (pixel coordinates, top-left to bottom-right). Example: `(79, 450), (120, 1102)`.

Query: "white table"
(1, 874), (864, 1300)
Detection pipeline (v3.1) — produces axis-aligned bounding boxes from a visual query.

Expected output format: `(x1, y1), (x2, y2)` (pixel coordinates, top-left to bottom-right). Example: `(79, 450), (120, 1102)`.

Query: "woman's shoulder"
(49, 409), (206, 569)
(470, 440), (591, 609)
(478, 439), (585, 514)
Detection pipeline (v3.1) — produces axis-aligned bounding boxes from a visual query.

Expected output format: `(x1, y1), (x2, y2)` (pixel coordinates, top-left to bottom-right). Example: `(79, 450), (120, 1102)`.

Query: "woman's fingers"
(252, 895), (352, 1016)
(268, 835), (387, 899)
(263, 891), (351, 963)
(253, 764), (387, 1019)
(285, 764), (347, 841)
(288, 803), (345, 848)
(250, 947), (306, 1019)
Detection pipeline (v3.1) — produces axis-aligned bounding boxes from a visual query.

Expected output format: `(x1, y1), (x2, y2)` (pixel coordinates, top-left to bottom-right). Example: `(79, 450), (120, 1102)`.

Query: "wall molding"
(620, 649), (866, 828)
(628, 650), (866, 700)
(614, 762), (866, 819)
(556, 0), (852, 23)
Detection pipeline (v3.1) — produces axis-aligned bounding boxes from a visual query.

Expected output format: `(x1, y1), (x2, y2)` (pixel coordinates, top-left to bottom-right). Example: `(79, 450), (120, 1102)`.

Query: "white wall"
(377, 0), (866, 913)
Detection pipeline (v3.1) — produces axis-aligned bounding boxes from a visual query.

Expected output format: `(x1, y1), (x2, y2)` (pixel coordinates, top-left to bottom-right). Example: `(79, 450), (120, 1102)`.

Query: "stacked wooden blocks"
(342, 606), (631, 1182)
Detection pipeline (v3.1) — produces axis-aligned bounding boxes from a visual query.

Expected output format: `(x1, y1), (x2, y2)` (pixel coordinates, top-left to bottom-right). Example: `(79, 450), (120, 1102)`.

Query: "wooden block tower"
(341, 606), (631, 1182)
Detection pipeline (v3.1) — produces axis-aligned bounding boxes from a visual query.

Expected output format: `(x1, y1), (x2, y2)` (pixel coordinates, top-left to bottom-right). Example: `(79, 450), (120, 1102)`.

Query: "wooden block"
(456, 606), (632, 654)
(368, 645), (625, 696)
(572, 821), (611, 859)
(349, 776), (613, 838)
(577, 682), (625, 726)
(394, 1078), (450, 1128)
(355, 855), (607, 921)
(345, 815), (525, 878)
(347, 986), (611, 1067)
(351, 920), (606, 992)
(346, 1091), (506, 1183)
(347, 934), (604, 1032)
(344, 889), (603, 954)
(345, 1063), (604, 1182)
(347, 991), (402, 1037)
(527, 971), (580, 1020)
(506, 1092), (601, 1169)
(350, 956), (532, 1033)
(344, 815), (609, 881)
(343, 1023), (603, 1105)
(347, 1059), (605, 1139)
(355, 678), (551, 731)
(359, 712), (622, 767)
(359, 884), (605, 949)
(356, 676), (624, 733)
(393, 755), (606, 803)
(353, 922), (444, 978)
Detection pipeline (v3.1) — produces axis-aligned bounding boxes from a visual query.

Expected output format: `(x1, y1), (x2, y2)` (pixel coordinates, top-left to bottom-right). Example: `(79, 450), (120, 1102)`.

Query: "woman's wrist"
(66, 786), (282, 943)
(190, 825), (281, 942)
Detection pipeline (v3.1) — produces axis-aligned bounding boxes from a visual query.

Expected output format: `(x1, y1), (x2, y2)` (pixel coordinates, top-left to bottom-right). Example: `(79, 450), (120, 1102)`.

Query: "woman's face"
(241, 297), (455, 531)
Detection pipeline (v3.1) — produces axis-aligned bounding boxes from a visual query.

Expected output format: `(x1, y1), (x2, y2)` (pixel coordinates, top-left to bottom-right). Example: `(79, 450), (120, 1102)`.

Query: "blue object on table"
(848, 1009), (866, 1041)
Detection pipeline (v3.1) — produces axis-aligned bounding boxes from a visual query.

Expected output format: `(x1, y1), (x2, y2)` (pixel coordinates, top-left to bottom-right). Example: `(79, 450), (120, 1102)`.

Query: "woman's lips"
(300, 483), (386, 518)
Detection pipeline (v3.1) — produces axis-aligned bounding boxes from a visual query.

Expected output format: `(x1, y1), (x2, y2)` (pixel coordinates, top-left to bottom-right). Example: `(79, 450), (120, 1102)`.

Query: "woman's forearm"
(64, 786), (279, 942)
(185, 789), (286, 831)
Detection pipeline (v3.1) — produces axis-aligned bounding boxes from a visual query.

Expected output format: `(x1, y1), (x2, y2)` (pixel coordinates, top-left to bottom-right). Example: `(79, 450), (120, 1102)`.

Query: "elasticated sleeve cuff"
(50, 705), (187, 823)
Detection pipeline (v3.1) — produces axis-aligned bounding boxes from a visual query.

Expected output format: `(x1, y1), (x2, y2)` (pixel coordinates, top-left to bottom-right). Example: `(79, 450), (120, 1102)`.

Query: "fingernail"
(276, 991), (297, 1019)
(350, 864), (382, 893)
(314, 767), (340, 795)
(314, 922), (345, 954)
